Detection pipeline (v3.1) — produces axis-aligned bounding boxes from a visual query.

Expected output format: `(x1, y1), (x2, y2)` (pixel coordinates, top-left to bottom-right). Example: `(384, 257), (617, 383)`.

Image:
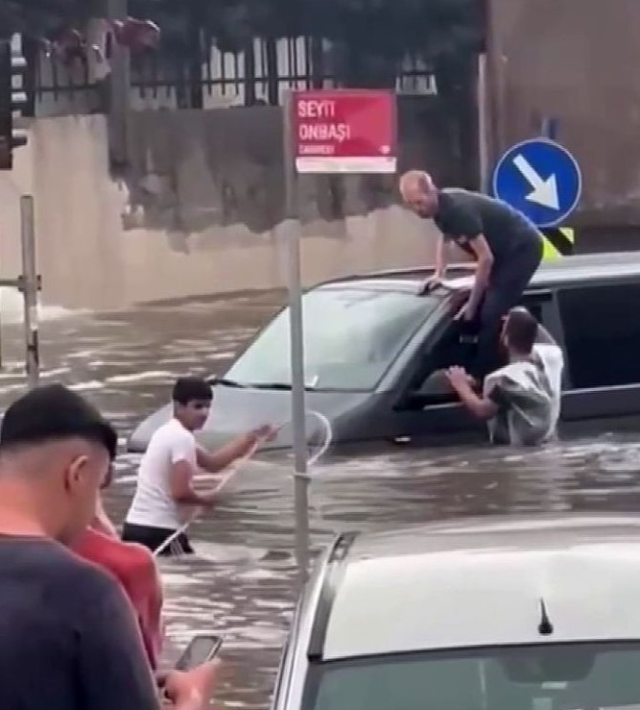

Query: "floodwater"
(1, 290), (640, 708)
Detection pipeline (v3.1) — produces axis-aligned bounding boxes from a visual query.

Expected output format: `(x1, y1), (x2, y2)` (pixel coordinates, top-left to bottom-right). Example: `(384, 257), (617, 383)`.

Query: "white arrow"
(513, 154), (559, 210)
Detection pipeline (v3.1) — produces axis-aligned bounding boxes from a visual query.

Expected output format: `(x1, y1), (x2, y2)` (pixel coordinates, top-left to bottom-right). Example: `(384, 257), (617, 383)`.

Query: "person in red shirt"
(73, 505), (223, 707)
(72, 499), (164, 669)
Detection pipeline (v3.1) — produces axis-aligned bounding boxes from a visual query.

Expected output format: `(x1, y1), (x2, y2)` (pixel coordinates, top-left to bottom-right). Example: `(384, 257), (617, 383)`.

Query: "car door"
(391, 290), (563, 443)
(556, 280), (640, 421)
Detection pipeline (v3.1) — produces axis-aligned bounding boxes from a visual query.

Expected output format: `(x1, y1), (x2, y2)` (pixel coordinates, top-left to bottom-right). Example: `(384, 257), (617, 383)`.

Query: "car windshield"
(224, 287), (440, 391)
(305, 642), (640, 710)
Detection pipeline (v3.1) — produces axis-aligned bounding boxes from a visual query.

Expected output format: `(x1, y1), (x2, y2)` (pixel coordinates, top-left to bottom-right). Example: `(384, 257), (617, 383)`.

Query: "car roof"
(318, 514), (640, 661)
(315, 251), (640, 295)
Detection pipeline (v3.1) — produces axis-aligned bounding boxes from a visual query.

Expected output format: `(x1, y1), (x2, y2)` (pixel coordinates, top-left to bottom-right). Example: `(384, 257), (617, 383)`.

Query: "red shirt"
(72, 528), (164, 669)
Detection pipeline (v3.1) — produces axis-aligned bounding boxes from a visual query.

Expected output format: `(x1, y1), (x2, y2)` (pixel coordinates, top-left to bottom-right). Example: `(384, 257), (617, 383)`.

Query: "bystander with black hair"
(123, 376), (276, 555)
(0, 384), (217, 710)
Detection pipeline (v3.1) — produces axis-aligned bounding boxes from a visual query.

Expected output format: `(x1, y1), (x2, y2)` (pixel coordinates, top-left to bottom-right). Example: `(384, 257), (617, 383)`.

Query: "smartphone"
(174, 634), (223, 671)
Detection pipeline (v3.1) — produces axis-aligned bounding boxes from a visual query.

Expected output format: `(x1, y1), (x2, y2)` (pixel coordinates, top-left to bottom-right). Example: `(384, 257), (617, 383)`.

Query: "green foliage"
(131, 0), (483, 84)
(308, 0), (482, 86)
(0, 0), (483, 88)
(0, 0), (91, 38)
(130, 0), (299, 52)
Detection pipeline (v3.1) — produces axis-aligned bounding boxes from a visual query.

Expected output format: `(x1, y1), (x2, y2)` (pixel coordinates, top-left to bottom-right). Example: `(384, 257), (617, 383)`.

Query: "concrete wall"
(0, 100), (463, 311)
(489, 0), (640, 228)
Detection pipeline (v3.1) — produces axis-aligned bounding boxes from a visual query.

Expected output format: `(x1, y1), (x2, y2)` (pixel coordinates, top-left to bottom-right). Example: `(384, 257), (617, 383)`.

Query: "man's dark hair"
(505, 308), (539, 354)
(172, 377), (212, 406)
(0, 384), (117, 460)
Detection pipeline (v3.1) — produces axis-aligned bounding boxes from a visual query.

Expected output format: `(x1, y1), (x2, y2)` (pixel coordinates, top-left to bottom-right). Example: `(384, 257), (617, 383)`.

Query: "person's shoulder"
(73, 529), (155, 577)
(483, 367), (507, 395)
(439, 187), (468, 207)
(73, 530), (160, 604)
(66, 553), (138, 629)
(439, 188), (486, 219)
(5, 536), (94, 574)
(151, 418), (194, 446)
(442, 188), (484, 201)
(15, 538), (124, 604)
(533, 343), (564, 361)
(435, 189), (477, 232)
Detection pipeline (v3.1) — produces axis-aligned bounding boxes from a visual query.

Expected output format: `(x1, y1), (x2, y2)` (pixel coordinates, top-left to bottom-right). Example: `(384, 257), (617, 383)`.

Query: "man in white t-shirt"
(122, 377), (274, 555)
(446, 307), (564, 446)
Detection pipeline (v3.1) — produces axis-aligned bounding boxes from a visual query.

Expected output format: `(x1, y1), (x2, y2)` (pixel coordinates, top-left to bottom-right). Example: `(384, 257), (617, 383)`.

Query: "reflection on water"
(0, 291), (639, 708)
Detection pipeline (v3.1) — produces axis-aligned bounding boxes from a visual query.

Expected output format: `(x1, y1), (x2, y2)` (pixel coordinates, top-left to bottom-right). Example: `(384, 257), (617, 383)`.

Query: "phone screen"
(174, 634), (223, 671)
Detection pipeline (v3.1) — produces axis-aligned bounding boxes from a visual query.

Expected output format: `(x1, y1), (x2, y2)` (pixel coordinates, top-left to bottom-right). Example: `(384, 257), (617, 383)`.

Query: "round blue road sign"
(491, 138), (582, 228)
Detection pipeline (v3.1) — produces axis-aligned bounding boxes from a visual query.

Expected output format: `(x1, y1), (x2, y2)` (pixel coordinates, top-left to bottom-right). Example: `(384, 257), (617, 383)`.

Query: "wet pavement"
(1, 290), (640, 709)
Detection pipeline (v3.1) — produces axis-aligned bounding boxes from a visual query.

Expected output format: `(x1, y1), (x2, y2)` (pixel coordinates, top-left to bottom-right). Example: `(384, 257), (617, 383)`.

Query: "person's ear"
(63, 455), (89, 493)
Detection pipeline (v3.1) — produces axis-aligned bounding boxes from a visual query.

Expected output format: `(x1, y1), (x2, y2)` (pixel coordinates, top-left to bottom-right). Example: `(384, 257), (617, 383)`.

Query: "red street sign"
(292, 89), (397, 174)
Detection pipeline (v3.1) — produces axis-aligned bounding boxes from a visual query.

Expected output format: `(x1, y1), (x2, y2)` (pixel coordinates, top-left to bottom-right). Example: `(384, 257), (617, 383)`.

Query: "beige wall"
(0, 113), (445, 311)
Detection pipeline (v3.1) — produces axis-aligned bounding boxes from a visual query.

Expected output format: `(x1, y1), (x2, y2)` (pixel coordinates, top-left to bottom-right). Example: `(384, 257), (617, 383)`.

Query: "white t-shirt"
(534, 343), (564, 426)
(483, 343), (564, 446)
(126, 418), (197, 530)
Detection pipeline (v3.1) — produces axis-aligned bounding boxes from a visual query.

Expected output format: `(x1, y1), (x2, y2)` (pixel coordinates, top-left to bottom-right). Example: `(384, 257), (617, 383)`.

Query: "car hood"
(126, 384), (372, 453)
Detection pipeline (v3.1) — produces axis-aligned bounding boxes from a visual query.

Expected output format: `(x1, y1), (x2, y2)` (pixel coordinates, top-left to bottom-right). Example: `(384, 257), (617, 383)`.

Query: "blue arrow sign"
(491, 138), (582, 228)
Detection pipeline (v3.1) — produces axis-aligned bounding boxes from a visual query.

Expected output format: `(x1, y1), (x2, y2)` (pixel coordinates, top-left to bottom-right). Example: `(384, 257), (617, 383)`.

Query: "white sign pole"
(283, 90), (310, 588)
(282, 89), (397, 588)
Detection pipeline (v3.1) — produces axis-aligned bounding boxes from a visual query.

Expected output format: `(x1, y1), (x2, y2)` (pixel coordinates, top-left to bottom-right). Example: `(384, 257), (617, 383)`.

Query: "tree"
(2, 0), (484, 113)
(130, 0), (298, 107)
(302, 0), (482, 88)
(129, 0), (483, 102)
(0, 0), (92, 39)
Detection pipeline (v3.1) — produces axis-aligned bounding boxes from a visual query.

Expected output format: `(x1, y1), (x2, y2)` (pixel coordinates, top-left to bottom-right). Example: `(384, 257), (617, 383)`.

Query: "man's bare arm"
(454, 382), (498, 420)
(196, 433), (260, 474)
(434, 235), (448, 279)
(169, 460), (219, 506)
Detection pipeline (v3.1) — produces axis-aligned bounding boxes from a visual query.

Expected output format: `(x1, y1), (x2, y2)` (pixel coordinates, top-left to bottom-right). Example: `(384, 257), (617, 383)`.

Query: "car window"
(305, 642), (640, 710)
(557, 282), (640, 388)
(417, 295), (554, 396)
(225, 288), (440, 391)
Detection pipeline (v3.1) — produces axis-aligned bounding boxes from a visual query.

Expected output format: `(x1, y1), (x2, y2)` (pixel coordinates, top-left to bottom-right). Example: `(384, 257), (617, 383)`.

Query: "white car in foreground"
(272, 514), (640, 710)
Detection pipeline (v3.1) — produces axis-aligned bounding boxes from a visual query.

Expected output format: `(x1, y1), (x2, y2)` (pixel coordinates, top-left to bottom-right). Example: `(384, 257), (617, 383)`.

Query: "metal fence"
(33, 36), (436, 117)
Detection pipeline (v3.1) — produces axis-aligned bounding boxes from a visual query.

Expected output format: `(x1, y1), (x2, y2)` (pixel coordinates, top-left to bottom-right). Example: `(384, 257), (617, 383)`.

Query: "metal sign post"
(283, 91), (310, 588)
(20, 195), (39, 389)
(283, 88), (397, 588)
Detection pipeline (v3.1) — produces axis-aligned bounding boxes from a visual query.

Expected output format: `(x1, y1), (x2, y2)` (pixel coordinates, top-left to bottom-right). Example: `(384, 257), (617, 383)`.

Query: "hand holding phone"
(163, 661), (222, 710)
(174, 634), (223, 672)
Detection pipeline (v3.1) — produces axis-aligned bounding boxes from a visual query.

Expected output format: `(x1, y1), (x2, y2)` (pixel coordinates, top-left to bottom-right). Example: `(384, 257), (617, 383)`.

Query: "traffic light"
(0, 37), (28, 171)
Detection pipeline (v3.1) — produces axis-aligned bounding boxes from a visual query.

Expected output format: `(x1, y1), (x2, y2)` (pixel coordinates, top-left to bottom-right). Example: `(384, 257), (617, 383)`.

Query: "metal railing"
(32, 36), (436, 116)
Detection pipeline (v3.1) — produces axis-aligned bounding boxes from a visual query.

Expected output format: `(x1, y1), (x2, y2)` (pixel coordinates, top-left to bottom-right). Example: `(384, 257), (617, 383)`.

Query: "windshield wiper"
(208, 376), (247, 388)
(248, 382), (317, 391)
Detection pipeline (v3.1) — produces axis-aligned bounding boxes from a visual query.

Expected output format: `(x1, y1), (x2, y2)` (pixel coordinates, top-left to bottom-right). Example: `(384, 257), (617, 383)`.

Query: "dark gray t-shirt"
(0, 536), (159, 710)
(433, 189), (542, 268)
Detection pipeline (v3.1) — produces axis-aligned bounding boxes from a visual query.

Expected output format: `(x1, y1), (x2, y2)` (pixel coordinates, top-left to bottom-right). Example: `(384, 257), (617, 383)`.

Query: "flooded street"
(1, 291), (640, 708)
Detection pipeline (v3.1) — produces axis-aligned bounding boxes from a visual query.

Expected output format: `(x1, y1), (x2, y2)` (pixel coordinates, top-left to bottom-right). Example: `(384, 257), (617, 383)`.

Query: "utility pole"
(0, 35), (41, 386)
(483, 0), (506, 162)
(107, 0), (131, 168)
(20, 196), (39, 389)
(0, 35), (28, 170)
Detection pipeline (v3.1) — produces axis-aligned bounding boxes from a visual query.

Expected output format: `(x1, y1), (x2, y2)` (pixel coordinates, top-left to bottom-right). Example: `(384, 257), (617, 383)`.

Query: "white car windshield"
(224, 286), (439, 391)
(305, 642), (640, 710)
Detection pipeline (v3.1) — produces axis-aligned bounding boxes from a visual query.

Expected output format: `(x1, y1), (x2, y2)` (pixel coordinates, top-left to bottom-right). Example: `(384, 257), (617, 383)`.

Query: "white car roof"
(322, 514), (640, 660)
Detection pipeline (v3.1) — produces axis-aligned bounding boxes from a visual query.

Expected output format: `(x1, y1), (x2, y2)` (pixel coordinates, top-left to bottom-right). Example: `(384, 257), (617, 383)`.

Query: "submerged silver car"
(129, 251), (640, 453)
(273, 514), (640, 710)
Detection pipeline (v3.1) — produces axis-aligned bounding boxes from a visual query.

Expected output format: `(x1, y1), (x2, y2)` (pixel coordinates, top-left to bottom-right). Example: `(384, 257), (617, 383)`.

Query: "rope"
(152, 410), (333, 557)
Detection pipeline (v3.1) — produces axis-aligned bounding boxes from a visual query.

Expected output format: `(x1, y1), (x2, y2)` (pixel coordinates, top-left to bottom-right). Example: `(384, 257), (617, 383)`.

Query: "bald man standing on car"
(399, 170), (544, 378)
